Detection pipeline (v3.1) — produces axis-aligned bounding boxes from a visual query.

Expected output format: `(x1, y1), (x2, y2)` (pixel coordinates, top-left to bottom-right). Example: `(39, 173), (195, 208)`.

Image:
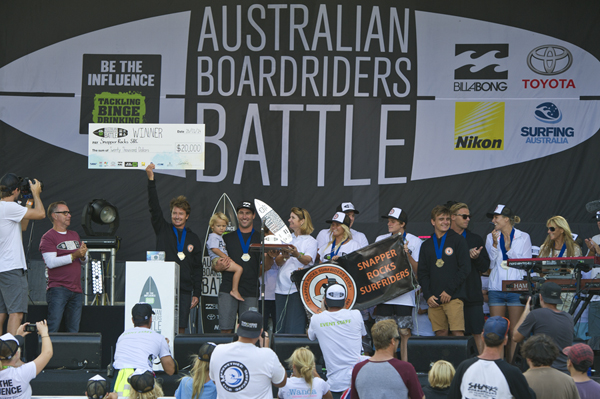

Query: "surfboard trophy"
(253, 199), (293, 320)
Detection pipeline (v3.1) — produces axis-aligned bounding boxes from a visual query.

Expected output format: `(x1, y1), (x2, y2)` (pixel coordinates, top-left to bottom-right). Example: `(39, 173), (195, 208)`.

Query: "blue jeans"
(46, 286), (83, 332)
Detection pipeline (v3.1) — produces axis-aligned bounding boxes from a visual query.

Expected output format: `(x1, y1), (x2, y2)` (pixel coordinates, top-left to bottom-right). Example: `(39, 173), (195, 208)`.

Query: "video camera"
(0, 173), (43, 199)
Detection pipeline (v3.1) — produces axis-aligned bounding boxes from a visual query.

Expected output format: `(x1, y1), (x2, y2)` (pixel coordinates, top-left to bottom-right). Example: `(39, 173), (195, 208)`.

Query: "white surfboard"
(254, 199), (293, 244)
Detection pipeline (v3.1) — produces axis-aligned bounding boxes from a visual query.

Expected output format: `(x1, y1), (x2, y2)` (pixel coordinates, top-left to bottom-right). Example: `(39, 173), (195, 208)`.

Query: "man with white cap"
(210, 310), (286, 398)
(0, 320), (53, 399)
(112, 303), (176, 395)
(513, 282), (574, 373)
(317, 202), (369, 250)
(374, 207), (421, 362)
(308, 284), (366, 398)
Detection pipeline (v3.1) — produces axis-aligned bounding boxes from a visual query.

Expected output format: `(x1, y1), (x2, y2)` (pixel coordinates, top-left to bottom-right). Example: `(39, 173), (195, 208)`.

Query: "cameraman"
(513, 282), (574, 373)
(0, 173), (45, 335)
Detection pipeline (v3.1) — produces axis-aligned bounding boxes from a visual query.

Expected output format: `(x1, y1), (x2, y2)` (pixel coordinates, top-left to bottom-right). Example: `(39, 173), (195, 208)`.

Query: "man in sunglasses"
(449, 202), (490, 354)
(39, 201), (88, 332)
(0, 173), (45, 336)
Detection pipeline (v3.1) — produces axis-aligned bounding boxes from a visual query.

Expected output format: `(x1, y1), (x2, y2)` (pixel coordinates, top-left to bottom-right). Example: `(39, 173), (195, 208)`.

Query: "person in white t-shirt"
(278, 347), (332, 399)
(316, 203), (368, 250)
(0, 173), (45, 336)
(318, 213), (361, 263)
(374, 207), (421, 362)
(308, 284), (366, 399)
(112, 303), (176, 396)
(210, 310), (287, 399)
(0, 320), (53, 399)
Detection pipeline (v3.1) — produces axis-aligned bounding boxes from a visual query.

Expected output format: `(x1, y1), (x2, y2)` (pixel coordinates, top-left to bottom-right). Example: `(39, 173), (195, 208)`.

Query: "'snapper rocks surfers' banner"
(1, 1), (600, 264)
(296, 235), (416, 311)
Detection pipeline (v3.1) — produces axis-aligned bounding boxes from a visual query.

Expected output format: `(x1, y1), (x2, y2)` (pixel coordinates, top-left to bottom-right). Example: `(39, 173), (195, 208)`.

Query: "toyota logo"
(527, 45), (572, 75)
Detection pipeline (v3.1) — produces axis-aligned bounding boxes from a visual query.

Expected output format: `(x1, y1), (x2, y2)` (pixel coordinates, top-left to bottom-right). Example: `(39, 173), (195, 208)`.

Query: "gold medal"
(178, 252), (185, 260)
(501, 260), (508, 270)
(242, 253), (251, 262)
(436, 259), (444, 268)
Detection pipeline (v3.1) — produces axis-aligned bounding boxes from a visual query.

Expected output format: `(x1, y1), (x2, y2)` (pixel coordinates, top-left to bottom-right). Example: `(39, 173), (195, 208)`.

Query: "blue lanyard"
(500, 228), (515, 260)
(172, 226), (186, 253)
(237, 228), (255, 254)
(433, 232), (448, 260)
(557, 243), (566, 257)
(330, 238), (348, 259)
(462, 230), (467, 238)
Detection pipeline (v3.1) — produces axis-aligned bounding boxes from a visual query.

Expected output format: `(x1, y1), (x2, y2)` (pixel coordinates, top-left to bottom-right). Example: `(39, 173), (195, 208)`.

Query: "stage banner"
(296, 235), (416, 312)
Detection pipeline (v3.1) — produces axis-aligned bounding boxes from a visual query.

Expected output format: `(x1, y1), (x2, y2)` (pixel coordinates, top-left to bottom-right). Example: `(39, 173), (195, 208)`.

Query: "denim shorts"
(488, 290), (524, 307)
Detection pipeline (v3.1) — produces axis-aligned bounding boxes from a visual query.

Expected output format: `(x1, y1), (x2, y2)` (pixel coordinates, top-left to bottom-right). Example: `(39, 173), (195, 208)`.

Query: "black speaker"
(407, 336), (477, 373)
(174, 333), (236, 370)
(43, 333), (102, 369)
(271, 334), (324, 370)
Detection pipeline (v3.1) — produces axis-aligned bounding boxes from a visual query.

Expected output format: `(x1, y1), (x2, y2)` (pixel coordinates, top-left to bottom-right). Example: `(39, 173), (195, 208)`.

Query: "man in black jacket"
(146, 164), (202, 334)
(450, 202), (490, 353)
(418, 205), (471, 336)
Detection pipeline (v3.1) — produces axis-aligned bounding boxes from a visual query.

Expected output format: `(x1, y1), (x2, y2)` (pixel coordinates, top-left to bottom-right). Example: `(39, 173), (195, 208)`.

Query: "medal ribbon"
(237, 228), (255, 255)
(558, 243), (566, 257)
(462, 230), (467, 238)
(329, 238), (348, 259)
(433, 232), (448, 261)
(499, 228), (515, 261)
(172, 226), (187, 254)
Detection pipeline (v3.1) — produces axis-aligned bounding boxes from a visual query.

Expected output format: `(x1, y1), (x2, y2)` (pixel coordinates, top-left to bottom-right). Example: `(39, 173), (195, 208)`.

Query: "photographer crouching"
(0, 174), (45, 336)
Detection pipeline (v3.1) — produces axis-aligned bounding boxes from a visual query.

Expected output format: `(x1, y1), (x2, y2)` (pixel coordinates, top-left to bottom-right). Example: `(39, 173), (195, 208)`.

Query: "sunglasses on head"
(455, 214), (471, 219)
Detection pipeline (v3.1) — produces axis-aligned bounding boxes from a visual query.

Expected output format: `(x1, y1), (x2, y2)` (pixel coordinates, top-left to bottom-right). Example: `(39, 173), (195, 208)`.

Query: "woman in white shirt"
(485, 204), (532, 363)
(538, 216), (581, 258)
(318, 212), (361, 263)
(274, 207), (318, 334)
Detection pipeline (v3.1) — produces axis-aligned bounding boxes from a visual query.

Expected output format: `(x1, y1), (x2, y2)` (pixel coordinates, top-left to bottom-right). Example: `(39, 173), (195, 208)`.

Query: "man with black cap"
(308, 284), (366, 398)
(210, 310), (286, 398)
(145, 164), (203, 334)
(316, 202), (369, 250)
(112, 303), (176, 395)
(374, 207), (421, 362)
(0, 173), (45, 336)
(513, 282), (574, 373)
(449, 316), (535, 399)
(219, 201), (261, 334)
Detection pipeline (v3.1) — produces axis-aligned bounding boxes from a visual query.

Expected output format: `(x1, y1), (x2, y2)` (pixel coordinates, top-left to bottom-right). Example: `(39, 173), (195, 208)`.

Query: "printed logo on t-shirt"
(445, 247), (454, 256)
(219, 361), (249, 392)
(57, 240), (80, 250)
(187, 244), (194, 252)
(468, 382), (498, 397)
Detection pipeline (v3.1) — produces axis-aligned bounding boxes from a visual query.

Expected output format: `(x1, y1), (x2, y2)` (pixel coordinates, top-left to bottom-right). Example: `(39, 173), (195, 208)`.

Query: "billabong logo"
(534, 103), (562, 124)
(527, 45), (572, 75)
(139, 276), (162, 334)
(454, 44), (509, 80)
(92, 127), (128, 138)
(454, 102), (504, 150)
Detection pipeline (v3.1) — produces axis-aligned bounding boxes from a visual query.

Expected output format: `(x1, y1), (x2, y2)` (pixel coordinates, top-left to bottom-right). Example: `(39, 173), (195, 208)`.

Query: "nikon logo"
(455, 102), (504, 150)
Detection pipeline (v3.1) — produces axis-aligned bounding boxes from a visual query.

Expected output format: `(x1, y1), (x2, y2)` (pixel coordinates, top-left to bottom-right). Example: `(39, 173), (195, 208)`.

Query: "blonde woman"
(278, 347), (332, 399)
(128, 369), (164, 399)
(274, 207), (318, 333)
(175, 343), (217, 399)
(318, 212), (361, 263)
(422, 360), (455, 399)
(485, 204), (532, 362)
(539, 216), (581, 258)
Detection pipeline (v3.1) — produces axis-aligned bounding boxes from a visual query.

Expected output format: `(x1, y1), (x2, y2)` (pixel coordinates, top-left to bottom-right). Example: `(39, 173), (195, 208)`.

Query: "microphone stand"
(260, 219), (266, 323)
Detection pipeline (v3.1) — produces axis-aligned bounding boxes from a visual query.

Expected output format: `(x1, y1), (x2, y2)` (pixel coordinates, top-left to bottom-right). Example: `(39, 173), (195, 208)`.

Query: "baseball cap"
(236, 200), (255, 213)
(0, 333), (22, 360)
(198, 342), (217, 362)
(382, 207), (408, 223)
(486, 204), (515, 219)
(325, 284), (346, 308)
(132, 303), (155, 322)
(594, 211), (600, 220)
(128, 369), (155, 393)
(483, 316), (509, 341)
(326, 212), (351, 227)
(540, 282), (562, 304)
(237, 310), (263, 338)
(0, 173), (20, 193)
(336, 202), (360, 214)
(87, 375), (109, 399)
(563, 343), (594, 367)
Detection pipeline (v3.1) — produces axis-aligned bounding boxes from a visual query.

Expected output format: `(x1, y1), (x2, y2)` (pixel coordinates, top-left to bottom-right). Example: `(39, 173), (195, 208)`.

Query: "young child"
(207, 212), (244, 301)
(278, 347), (332, 399)
(422, 360), (455, 399)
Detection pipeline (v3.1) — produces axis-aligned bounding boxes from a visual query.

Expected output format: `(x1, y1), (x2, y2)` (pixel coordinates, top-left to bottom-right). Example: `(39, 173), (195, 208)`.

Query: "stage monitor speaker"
(407, 336), (477, 373)
(271, 334), (324, 370)
(43, 333), (102, 370)
(174, 333), (236, 370)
